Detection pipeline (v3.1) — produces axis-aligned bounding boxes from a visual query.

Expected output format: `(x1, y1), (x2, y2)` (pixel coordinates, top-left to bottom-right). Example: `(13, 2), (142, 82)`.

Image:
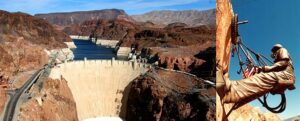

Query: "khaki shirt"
(274, 48), (294, 76)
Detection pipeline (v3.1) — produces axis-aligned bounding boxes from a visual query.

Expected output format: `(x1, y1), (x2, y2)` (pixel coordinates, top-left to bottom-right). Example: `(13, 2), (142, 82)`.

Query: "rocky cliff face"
(35, 9), (134, 26)
(145, 43), (215, 79)
(19, 78), (78, 121)
(131, 25), (215, 49)
(0, 87), (6, 114)
(132, 9), (216, 27)
(126, 69), (215, 121)
(0, 10), (71, 113)
(63, 18), (139, 40)
(0, 10), (70, 81)
(0, 11), (71, 47)
(63, 18), (215, 48)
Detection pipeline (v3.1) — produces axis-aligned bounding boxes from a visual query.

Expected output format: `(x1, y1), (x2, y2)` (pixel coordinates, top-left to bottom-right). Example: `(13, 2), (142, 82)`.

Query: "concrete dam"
(49, 59), (149, 120)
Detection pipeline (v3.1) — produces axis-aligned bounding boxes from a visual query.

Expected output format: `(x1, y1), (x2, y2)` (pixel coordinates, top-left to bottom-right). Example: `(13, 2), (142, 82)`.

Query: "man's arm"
(262, 60), (289, 72)
(263, 48), (291, 72)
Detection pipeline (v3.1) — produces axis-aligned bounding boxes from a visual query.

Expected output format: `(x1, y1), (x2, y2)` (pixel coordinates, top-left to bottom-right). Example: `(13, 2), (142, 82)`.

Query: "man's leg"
(221, 72), (282, 104)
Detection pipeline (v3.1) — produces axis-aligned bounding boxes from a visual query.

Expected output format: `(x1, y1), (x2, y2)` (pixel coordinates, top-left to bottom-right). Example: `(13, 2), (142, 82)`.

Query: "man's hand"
(255, 67), (263, 73)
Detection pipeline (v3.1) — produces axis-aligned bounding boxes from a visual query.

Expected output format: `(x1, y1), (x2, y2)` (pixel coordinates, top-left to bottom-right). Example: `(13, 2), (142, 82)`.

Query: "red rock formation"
(19, 78), (78, 121)
(144, 41), (215, 78)
(0, 10), (71, 47)
(0, 10), (71, 113)
(0, 10), (70, 79)
(0, 87), (6, 114)
(123, 24), (215, 49)
(63, 17), (215, 50)
(64, 18), (139, 40)
(158, 54), (205, 72)
(126, 69), (215, 121)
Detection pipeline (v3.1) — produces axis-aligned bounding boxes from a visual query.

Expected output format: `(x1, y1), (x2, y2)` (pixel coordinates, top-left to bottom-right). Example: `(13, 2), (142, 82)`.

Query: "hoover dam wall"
(49, 59), (150, 120)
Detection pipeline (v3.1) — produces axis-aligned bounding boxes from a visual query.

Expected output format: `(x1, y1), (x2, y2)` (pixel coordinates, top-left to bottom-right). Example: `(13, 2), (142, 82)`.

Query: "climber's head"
(271, 44), (283, 58)
(271, 44), (283, 53)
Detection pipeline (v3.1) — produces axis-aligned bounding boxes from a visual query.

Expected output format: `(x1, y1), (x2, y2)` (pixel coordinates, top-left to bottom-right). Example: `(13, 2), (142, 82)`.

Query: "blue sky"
(231, 0), (300, 119)
(0, 0), (215, 15)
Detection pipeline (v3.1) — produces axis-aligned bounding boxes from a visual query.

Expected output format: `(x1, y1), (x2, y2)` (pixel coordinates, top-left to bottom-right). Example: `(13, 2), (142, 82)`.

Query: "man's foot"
(216, 66), (225, 89)
(287, 85), (296, 90)
(216, 66), (231, 93)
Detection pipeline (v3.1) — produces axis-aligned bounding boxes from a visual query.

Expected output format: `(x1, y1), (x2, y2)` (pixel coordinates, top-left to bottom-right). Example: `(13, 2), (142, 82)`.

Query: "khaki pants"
(217, 70), (294, 104)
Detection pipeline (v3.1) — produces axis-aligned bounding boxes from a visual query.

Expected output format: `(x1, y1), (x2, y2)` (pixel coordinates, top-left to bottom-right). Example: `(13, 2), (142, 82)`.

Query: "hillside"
(132, 9), (216, 26)
(0, 10), (70, 89)
(63, 18), (215, 49)
(35, 9), (134, 26)
(35, 9), (215, 28)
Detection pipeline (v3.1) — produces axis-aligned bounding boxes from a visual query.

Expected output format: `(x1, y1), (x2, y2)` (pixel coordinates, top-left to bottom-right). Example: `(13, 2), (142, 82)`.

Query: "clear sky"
(0, 0), (215, 15)
(231, 0), (300, 119)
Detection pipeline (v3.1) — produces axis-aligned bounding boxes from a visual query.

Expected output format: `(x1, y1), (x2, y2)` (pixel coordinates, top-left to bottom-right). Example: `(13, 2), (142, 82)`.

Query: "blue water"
(71, 39), (116, 60)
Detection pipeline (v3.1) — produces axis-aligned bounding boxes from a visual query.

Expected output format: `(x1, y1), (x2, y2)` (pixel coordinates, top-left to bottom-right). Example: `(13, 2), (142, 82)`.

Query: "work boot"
(288, 85), (296, 90)
(216, 66), (231, 95)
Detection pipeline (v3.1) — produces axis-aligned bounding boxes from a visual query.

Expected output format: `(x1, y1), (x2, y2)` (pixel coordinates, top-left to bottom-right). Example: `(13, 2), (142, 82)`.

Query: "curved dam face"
(49, 60), (149, 120)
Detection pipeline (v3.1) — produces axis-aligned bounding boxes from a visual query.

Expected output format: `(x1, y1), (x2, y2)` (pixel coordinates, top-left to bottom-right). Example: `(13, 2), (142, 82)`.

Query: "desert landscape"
(0, 2), (216, 120)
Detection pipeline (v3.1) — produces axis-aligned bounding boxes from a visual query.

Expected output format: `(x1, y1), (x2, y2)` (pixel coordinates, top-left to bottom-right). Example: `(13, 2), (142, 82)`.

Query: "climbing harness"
(230, 15), (288, 113)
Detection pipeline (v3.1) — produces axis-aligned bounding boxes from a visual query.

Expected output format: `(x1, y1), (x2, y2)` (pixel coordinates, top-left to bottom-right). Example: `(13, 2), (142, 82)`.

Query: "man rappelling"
(216, 14), (296, 114)
(261, 44), (295, 91)
(217, 43), (295, 103)
(216, 0), (298, 120)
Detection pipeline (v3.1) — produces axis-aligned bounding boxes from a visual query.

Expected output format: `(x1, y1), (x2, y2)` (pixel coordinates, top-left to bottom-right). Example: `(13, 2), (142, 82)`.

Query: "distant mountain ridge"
(35, 9), (134, 26)
(35, 9), (215, 27)
(131, 9), (216, 26)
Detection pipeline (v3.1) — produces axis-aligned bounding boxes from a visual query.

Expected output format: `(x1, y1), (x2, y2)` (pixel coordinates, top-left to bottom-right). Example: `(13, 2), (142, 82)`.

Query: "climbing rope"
(231, 37), (287, 113)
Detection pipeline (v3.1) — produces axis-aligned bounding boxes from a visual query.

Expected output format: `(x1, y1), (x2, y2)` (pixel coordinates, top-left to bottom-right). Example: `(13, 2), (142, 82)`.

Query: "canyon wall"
(49, 60), (149, 120)
(63, 18), (215, 49)
(19, 78), (78, 121)
(0, 10), (71, 80)
(126, 69), (216, 121)
(0, 10), (71, 114)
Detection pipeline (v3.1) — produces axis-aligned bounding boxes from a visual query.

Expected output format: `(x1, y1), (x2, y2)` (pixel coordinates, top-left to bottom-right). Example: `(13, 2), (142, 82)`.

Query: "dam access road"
(3, 65), (48, 121)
